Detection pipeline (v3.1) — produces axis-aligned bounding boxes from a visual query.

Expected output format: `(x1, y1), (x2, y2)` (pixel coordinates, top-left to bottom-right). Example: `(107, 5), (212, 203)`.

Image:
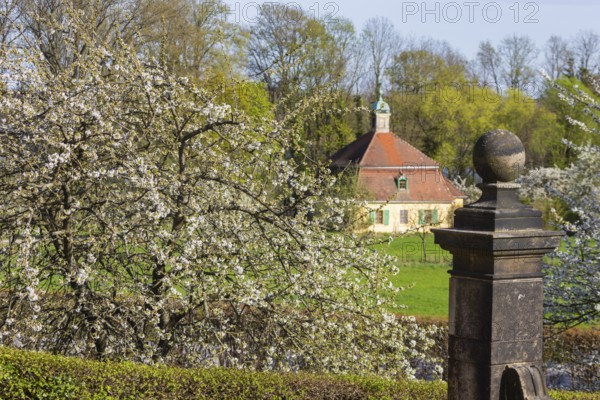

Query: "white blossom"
(520, 77), (600, 329)
(0, 8), (436, 378)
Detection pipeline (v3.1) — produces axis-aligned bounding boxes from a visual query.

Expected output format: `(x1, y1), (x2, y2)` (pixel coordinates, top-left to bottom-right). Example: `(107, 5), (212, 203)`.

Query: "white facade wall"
(365, 199), (463, 233)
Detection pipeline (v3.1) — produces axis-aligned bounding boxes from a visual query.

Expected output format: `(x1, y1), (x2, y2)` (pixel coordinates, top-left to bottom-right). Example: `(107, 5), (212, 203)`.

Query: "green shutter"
(433, 209), (439, 224)
(396, 177), (408, 190)
(369, 211), (375, 223)
(383, 210), (390, 225)
(418, 210), (424, 225)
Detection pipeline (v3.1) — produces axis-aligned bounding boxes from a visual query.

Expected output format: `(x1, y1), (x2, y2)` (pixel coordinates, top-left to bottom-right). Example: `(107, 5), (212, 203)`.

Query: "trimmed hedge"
(0, 346), (597, 399)
(0, 347), (444, 400)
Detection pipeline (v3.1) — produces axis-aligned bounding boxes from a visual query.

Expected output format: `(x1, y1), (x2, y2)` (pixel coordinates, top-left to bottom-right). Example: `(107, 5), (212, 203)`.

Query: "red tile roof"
(332, 131), (464, 202)
(358, 169), (460, 202)
(331, 132), (438, 168)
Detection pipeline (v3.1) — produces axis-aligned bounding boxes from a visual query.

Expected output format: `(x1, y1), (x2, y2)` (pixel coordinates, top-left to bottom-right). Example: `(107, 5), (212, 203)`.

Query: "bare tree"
(498, 34), (539, 91)
(246, 4), (353, 109)
(328, 17), (362, 93)
(476, 40), (501, 92)
(1, 0), (240, 79)
(12, 0), (141, 74)
(574, 29), (600, 75)
(247, 3), (312, 103)
(543, 35), (571, 80)
(360, 16), (401, 96)
(137, 0), (244, 79)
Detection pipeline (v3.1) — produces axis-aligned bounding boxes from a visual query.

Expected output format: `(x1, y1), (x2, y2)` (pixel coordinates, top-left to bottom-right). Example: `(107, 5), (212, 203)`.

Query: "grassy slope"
(390, 264), (449, 318)
(374, 234), (599, 329)
(372, 234), (451, 319)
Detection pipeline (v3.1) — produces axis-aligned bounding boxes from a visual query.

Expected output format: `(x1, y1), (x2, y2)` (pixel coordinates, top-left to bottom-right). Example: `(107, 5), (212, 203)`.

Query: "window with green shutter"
(370, 210), (389, 225)
(433, 209), (439, 224)
(419, 209), (433, 225)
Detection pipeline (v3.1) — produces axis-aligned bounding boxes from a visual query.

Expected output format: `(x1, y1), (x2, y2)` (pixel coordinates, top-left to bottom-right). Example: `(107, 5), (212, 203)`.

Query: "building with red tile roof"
(331, 94), (465, 233)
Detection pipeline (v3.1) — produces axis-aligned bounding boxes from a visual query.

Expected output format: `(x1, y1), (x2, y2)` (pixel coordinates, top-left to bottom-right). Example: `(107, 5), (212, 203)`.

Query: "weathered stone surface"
(437, 234), (556, 399)
(433, 130), (563, 400)
(473, 130), (526, 183)
(436, 230), (562, 276)
(500, 365), (552, 400)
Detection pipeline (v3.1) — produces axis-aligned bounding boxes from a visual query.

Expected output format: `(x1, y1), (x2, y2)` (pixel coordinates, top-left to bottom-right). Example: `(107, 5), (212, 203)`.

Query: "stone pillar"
(433, 130), (563, 400)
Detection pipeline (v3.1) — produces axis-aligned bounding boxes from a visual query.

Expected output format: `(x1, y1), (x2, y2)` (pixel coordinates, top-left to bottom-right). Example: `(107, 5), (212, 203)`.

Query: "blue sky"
(223, 0), (600, 60)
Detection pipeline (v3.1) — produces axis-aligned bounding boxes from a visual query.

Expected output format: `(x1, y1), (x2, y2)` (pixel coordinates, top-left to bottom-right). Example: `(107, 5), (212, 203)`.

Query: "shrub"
(544, 328), (600, 392)
(0, 346), (597, 400)
(0, 346), (445, 399)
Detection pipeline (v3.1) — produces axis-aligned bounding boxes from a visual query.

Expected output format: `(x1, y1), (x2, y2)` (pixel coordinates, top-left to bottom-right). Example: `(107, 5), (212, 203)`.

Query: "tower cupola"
(371, 90), (391, 132)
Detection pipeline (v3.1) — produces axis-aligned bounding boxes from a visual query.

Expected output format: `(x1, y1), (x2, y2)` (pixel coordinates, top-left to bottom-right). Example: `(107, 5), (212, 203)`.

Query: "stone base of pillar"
(448, 360), (550, 400)
(446, 275), (546, 399)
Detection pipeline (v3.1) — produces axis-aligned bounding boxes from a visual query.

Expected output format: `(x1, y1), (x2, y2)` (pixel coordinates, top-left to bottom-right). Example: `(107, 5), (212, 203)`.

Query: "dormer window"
(396, 175), (408, 190)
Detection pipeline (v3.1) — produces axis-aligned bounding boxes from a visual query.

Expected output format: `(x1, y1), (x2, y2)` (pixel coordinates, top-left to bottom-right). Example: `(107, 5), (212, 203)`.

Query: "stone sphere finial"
(473, 130), (526, 183)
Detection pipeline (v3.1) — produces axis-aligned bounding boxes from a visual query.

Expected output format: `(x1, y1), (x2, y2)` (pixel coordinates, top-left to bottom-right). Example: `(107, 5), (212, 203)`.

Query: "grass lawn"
(372, 233), (451, 319)
(371, 233), (452, 264)
(390, 264), (450, 318)
(374, 234), (599, 329)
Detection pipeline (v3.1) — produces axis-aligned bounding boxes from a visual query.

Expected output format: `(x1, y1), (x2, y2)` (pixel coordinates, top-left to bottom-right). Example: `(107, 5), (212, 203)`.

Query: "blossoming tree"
(0, 8), (436, 377)
(520, 77), (600, 330)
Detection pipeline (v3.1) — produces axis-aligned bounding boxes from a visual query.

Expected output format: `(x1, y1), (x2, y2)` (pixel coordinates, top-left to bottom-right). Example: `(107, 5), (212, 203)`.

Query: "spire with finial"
(371, 85), (391, 132)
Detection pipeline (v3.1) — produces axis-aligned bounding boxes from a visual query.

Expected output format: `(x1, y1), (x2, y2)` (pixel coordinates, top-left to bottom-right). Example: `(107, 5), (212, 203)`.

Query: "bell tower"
(371, 89), (391, 133)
